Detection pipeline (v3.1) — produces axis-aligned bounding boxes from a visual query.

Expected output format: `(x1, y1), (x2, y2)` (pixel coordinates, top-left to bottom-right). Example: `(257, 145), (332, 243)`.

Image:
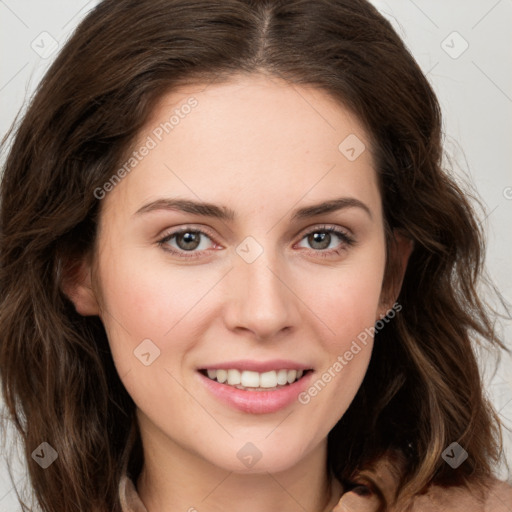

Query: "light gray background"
(1, 1), (511, 510)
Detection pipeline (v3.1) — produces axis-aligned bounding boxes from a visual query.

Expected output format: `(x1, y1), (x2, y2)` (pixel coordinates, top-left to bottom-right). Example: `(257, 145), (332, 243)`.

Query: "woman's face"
(77, 73), (403, 474)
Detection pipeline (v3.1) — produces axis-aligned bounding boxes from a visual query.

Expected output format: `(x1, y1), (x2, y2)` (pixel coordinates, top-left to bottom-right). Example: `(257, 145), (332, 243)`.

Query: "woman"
(0, 1), (510, 511)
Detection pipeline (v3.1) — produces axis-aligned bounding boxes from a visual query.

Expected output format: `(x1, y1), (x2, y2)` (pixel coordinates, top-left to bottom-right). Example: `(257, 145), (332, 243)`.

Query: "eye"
(158, 227), (217, 259)
(295, 225), (355, 258)
(157, 224), (356, 260)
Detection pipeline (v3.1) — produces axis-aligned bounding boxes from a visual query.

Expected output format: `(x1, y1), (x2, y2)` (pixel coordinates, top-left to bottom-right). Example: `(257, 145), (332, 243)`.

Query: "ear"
(60, 256), (101, 316)
(378, 229), (414, 317)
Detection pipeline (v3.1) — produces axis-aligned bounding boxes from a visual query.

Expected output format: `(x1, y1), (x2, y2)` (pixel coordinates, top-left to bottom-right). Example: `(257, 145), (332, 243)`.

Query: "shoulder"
(333, 477), (512, 512)
(407, 477), (512, 512)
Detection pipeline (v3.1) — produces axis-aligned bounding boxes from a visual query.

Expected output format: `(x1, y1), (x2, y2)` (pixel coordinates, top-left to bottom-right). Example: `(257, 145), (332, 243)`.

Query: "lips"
(197, 360), (314, 414)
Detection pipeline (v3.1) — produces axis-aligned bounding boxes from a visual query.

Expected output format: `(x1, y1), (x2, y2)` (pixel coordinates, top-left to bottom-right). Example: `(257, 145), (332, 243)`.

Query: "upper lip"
(199, 359), (313, 373)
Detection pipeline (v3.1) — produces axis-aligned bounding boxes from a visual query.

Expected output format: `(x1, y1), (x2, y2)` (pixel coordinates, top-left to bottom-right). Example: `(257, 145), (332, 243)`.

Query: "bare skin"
(66, 72), (412, 512)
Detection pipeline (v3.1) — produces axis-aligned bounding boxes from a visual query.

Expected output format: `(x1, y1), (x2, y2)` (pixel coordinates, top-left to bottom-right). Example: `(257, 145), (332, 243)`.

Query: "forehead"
(100, 73), (381, 222)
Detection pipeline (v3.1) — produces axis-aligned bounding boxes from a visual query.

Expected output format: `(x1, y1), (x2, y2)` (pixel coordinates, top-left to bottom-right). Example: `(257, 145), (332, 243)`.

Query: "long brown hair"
(0, 1), (509, 511)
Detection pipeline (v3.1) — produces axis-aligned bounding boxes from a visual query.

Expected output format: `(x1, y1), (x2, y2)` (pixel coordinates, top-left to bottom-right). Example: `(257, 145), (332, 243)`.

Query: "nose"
(222, 245), (301, 341)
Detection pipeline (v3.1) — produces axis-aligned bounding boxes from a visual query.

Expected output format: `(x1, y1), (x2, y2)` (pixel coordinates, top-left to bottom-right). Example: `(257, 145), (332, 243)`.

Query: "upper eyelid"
(298, 223), (353, 238)
(161, 225), (218, 246)
(159, 223), (352, 246)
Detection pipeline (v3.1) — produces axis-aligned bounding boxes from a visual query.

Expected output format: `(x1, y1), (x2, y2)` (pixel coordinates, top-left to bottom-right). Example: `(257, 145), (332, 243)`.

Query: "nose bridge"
(225, 235), (298, 338)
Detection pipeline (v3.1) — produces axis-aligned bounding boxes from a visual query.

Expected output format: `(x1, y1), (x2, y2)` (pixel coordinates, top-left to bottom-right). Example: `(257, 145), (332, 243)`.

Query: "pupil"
(179, 232), (200, 250)
(309, 232), (330, 250)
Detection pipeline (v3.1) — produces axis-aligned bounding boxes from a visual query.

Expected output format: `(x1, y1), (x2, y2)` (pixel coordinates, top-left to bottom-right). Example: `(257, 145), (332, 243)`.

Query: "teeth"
(260, 371), (278, 388)
(216, 369), (227, 383)
(203, 368), (307, 389)
(276, 369), (288, 385)
(241, 370), (260, 387)
(227, 369), (241, 385)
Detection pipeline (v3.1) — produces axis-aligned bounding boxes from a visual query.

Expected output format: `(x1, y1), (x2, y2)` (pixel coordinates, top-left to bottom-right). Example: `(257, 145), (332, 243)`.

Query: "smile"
(199, 368), (308, 390)
(197, 367), (314, 414)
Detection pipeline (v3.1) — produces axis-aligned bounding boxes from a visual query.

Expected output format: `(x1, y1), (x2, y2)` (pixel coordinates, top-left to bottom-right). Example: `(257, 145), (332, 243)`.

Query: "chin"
(203, 438), (315, 475)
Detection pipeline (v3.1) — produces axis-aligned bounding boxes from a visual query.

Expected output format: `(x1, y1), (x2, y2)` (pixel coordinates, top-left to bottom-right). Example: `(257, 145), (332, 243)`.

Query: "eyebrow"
(134, 196), (372, 221)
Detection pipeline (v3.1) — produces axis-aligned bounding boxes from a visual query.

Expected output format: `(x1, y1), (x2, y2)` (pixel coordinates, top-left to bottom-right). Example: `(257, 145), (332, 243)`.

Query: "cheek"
(296, 248), (386, 351)
(95, 251), (206, 413)
(294, 266), (383, 429)
(97, 225), (385, 358)
(95, 244), (224, 372)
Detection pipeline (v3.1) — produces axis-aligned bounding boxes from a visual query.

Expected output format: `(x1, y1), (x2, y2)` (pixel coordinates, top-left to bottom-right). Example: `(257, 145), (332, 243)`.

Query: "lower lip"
(198, 371), (313, 414)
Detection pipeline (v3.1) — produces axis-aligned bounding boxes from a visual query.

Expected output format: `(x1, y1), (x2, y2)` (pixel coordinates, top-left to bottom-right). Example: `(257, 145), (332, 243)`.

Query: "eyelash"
(157, 224), (356, 260)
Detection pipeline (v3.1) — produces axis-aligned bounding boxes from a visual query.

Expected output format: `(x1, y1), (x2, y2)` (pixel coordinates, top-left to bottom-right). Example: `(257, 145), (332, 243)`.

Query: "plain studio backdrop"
(0, 1), (511, 510)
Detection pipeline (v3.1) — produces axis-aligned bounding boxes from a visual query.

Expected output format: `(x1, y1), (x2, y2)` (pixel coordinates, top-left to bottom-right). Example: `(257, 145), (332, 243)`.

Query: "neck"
(135, 421), (343, 512)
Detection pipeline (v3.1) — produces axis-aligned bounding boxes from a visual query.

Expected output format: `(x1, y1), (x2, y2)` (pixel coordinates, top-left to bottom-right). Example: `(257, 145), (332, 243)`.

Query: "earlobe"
(60, 257), (101, 316)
